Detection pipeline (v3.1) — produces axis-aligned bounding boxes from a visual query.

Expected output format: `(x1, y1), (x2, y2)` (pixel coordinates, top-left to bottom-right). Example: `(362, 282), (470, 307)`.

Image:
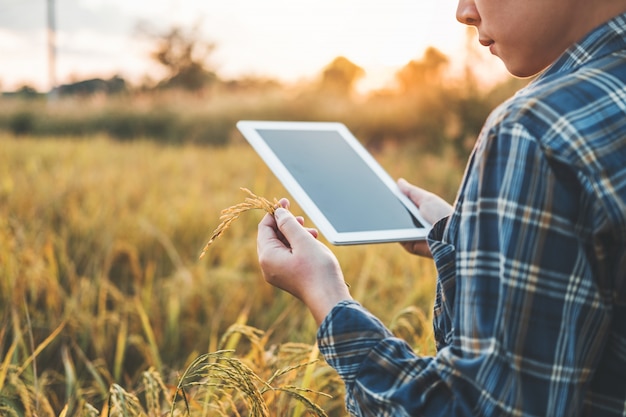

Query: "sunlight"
(0, 0), (489, 92)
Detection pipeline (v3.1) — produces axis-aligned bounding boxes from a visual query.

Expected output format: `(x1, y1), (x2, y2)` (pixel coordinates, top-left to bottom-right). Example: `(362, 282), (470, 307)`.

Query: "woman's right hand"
(257, 199), (352, 325)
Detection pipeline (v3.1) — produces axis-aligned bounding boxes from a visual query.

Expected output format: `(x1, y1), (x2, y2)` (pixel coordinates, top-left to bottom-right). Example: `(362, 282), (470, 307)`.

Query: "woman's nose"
(456, 0), (480, 26)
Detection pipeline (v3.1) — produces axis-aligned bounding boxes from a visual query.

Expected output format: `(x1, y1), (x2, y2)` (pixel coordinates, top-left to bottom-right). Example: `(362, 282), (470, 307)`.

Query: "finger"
(258, 212), (293, 252)
(398, 178), (430, 206)
(259, 211), (277, 229)
(274, 207), (314, 247)
(278, 198), (290, 209)
(294, 215), (317, 238)
(398, 178), (453, 225)
(288, 216), (307, 246)
(306, 227), (319, 239)
(400, 240), (432, 258)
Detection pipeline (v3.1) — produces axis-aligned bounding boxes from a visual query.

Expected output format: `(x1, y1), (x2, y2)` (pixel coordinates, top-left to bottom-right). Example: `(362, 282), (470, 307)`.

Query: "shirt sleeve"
(317, 300), (458, 417)
(317, 114), (614, 416)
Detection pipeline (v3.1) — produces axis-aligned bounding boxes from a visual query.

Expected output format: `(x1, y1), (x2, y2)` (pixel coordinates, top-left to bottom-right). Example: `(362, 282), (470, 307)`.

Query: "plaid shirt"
(318, 12), (626, 417)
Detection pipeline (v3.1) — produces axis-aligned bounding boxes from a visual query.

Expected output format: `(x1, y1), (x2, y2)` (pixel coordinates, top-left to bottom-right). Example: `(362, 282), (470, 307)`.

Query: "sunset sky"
(0, 0), (506, 92)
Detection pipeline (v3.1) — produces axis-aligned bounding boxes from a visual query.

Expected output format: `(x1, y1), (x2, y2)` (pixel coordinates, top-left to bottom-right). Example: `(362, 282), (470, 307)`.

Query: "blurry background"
(0, 0), (527, 151)
(0, 2), (531, 416)
(0, 0), (506, 93)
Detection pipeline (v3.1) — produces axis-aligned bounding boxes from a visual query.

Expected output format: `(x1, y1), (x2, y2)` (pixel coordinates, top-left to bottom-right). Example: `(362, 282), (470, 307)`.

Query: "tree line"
(0, 25), (529, 157)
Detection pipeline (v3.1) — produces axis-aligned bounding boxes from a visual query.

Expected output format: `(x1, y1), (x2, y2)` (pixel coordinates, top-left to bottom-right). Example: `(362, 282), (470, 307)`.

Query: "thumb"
(398, 177), (453, 225)
(274, 208), (312, 246)
(398, 178), (428, 206)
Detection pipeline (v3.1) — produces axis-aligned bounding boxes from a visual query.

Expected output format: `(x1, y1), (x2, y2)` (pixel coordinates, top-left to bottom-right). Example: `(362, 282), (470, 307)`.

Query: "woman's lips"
(479, 38), (495, 54)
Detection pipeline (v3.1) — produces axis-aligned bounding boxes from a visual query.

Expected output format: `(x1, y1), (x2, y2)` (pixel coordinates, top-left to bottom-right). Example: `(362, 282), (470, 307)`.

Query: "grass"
(0, 133), (465, 416)
(0, 74), (526, 154)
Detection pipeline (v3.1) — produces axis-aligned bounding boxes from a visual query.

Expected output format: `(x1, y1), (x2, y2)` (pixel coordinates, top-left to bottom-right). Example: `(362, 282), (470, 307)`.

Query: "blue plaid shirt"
(318, 12), (626, 417)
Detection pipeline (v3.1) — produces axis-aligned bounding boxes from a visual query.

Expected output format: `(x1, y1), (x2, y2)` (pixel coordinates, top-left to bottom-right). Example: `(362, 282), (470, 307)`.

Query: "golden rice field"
(0, 133), (465, 416)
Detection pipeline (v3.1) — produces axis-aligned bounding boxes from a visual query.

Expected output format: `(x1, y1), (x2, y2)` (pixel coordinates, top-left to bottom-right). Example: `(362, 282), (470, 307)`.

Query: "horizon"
(0, 0), (507, 93)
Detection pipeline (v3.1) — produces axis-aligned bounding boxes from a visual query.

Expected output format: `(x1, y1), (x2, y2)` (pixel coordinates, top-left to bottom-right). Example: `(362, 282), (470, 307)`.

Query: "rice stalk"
(273, 386), (330, 417)
(18, 319), (67, 374)
(61, 345), (77, 415)
(388, 305), (432, 352)
(69, 341), (110, 402)
(262, 349), (330, 416)
(199, 188), (279, 259)
(113, 312), (129, 382)
(142, 367), (169, 416)
(22, 296), (39, 412)
(0, 339), (18, 392)
(170, 350), (271, 417)
(107, 383), (145, 417)
(0, 367), (56, 417)
(216, 307), (251, 356)
(291, 343), (320, 417)
(170, 341), (334, 417)
(203, 318), (261, 417)
(217, 324), (265, 356)
(58, 399), (100, 417)
(84, 403), (100, 417)
(134, 298), (163, 373)
(7, 370), (32, 417)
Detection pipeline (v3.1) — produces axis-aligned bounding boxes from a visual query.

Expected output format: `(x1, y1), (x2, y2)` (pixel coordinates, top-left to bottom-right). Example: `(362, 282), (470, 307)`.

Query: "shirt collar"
(538, 11), (626, 80)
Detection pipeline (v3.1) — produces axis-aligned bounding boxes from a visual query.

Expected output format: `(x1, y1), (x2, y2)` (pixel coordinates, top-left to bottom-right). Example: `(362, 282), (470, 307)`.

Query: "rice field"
(0, 133), (464, 416)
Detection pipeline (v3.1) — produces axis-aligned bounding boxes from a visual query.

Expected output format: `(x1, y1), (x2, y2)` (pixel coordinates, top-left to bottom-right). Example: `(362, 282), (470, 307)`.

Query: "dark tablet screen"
(257, 128), (423, 232)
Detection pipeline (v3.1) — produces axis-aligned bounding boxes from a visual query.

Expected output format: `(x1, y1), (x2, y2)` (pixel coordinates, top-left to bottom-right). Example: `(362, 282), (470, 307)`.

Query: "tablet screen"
(256, 128), (424, 232)
(238, 120), (430, 244)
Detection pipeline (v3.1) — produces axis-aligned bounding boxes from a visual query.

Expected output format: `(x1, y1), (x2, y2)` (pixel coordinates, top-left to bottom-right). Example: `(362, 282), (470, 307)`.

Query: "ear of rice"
(199, 188), (279, 259)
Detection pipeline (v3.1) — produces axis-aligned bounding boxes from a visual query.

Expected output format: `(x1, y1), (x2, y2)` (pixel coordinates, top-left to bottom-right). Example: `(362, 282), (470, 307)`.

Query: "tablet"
(237, 120), (431, 245)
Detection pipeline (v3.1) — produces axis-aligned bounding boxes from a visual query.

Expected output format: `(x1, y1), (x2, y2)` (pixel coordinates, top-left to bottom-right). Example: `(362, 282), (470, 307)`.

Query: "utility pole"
(47, 0), (58, 100)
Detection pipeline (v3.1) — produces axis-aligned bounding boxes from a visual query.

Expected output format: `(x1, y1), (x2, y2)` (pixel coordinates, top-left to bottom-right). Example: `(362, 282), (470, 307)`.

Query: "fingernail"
(274, 207), (286, 219)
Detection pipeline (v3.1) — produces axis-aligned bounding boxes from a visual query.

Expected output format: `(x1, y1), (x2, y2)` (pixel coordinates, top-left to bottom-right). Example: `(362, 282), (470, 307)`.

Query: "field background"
(0, 68), (525, 416)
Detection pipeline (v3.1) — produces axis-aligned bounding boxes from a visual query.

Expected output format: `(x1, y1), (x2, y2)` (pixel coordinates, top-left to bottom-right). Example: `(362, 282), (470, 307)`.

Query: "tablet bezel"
(237, 120), (431, 245)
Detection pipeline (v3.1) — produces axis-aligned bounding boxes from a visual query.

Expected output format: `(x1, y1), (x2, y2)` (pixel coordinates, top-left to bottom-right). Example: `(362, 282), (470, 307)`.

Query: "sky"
(0, 0), (507, 92)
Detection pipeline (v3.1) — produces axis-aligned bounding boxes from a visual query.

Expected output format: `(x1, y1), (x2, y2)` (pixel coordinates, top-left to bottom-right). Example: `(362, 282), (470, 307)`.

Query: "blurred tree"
(54, 76), (127, 96)
(318, 56), (365, 96)
(140, 23), (218, 91)
(395, 47), (449, 94)
(14, 85), (41, 98)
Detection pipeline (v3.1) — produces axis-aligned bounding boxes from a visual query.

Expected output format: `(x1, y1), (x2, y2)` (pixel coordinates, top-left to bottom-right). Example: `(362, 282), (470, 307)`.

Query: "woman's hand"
(397, 178), (453, 258)
(257, 199), (352, 325)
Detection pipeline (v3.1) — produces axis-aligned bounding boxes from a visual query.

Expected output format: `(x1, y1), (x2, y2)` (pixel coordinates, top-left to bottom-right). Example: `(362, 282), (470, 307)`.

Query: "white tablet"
(237, 120), (431, 245)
